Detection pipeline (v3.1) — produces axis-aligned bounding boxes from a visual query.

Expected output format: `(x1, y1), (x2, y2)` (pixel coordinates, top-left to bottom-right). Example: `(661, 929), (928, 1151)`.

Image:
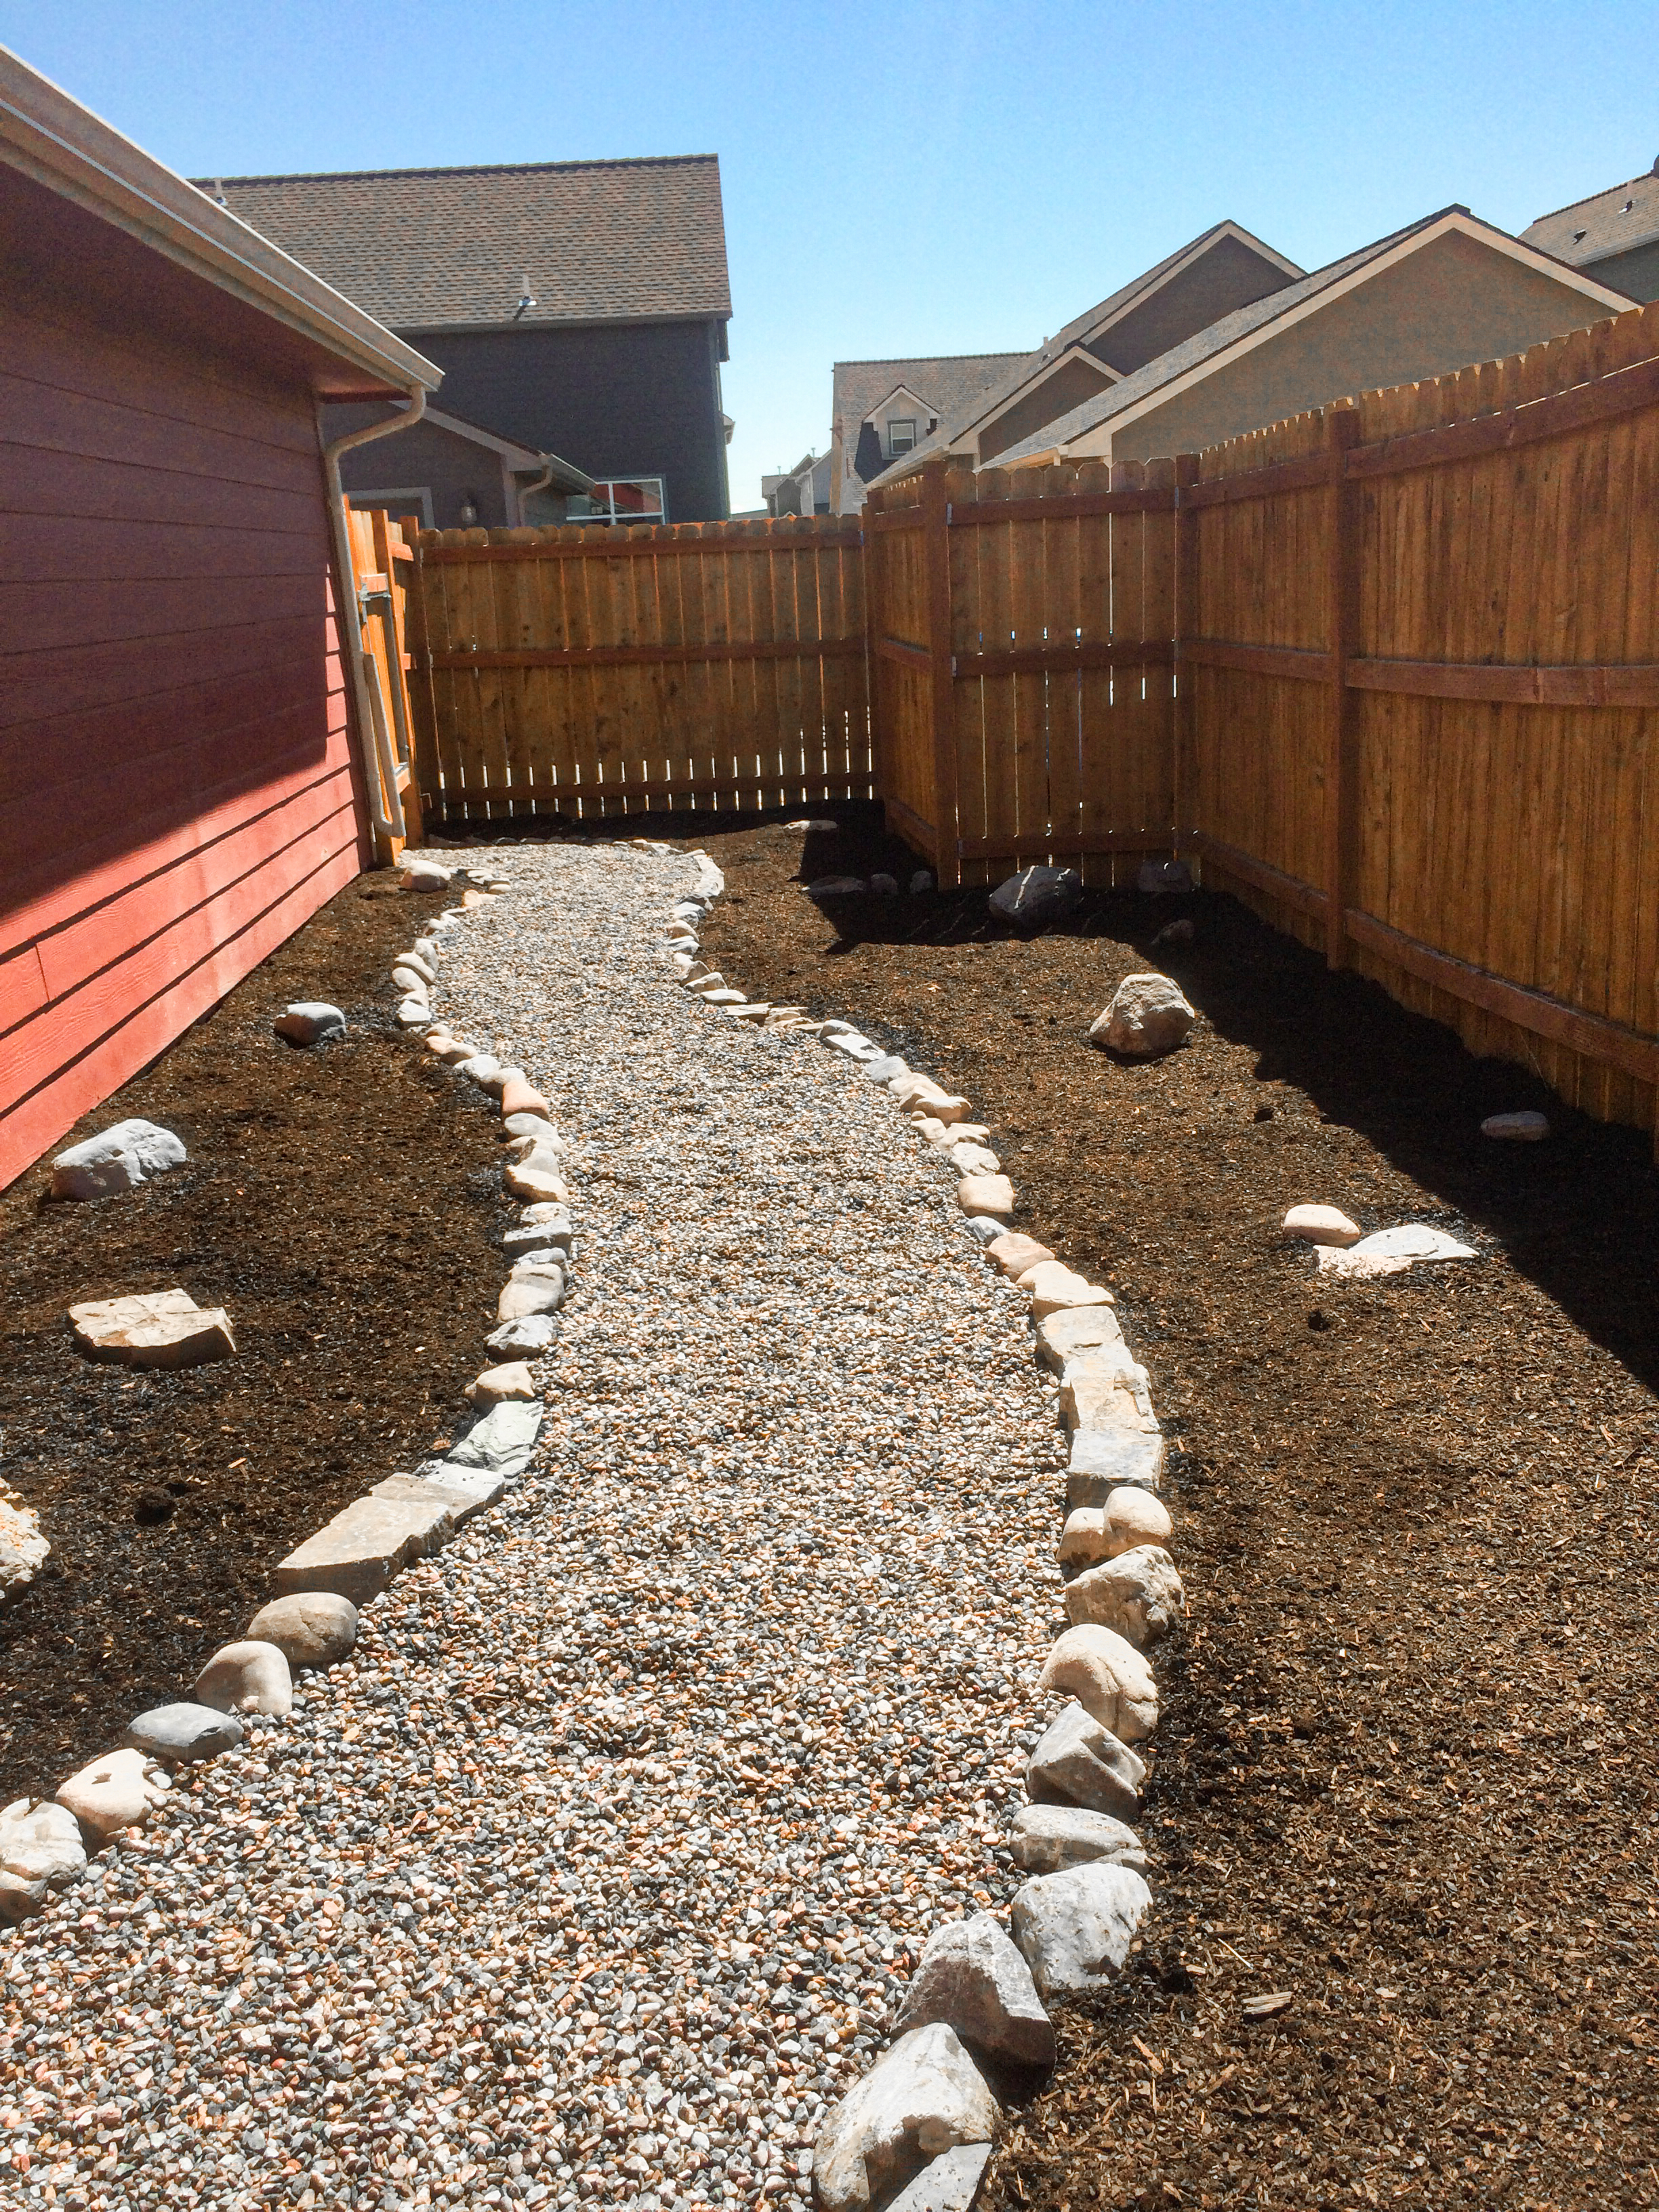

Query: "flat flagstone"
(68, 1288), (235, 1370)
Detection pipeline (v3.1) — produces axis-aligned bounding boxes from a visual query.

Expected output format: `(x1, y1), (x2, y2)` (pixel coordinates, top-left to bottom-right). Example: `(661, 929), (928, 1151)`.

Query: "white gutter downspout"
(515, 455), (556, 527)
(319, 386), (428, 849)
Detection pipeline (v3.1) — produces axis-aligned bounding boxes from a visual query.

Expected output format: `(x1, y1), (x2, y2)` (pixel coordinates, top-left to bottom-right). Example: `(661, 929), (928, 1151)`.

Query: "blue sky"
(5, 1), (1655, 509)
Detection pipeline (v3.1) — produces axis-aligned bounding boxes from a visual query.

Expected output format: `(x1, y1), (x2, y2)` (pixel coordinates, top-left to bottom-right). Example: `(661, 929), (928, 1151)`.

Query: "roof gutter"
(321, 390), (428, 851)
(515, 448), (595, 524)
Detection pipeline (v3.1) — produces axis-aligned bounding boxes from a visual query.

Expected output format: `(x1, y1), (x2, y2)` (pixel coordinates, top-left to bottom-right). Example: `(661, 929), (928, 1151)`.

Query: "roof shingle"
(200, 155), (731, 329)
(1522, 167), (1659, 268)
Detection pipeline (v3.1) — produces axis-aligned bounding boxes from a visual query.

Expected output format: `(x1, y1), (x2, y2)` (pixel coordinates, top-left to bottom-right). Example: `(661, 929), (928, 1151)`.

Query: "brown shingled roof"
(201, 156), (731, 329)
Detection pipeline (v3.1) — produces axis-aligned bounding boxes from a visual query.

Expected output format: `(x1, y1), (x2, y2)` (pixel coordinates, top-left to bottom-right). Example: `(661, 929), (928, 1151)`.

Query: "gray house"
(1522, 161), (1659, 303)
(830, 352), (1028, 514)
(207, 155), (734, 526)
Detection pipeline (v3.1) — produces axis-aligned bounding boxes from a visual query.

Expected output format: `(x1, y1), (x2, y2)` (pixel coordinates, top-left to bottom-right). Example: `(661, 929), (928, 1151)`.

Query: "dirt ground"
(0, 875), (509, 1807)
(695, 810), (1659, 2212)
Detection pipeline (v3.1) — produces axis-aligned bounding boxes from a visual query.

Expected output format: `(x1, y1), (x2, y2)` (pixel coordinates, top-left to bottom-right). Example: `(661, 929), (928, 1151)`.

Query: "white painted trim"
(1050, 210), (1637, 463)
(0, 46), (439, 394)
(861, 381), (935, 426)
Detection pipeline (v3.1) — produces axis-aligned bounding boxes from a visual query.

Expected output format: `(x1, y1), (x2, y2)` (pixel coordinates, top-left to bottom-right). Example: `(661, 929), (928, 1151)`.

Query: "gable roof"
(991, 206), (1635, 468)
(1522, 166), (1659, 268)
(201, 155), (731, 331)
(868, 220), (1301, 485)
(832, 352), (1029, 435)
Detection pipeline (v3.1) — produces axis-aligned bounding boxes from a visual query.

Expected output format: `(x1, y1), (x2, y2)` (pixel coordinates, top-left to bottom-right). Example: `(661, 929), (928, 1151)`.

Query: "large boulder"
(50, 1119), (186, 1200)
(1089, 973), (1195, 1058)
(813, 2023), (998, 2212)
(1040, 1624), (1159, 1742)
(893, 1912), (1055, 2070)
(1010, 1862), (1152, 2001)
(1026, 1701), (1143, 1819)
(989, 866), (1082, 930)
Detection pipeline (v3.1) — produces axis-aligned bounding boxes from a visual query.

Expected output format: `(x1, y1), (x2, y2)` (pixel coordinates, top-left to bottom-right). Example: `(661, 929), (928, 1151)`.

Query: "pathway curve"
(1, 843), (1060, 2212)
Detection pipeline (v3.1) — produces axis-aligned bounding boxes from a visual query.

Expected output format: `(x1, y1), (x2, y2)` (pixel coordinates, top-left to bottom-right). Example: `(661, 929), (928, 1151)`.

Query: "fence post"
(922, 456), (960, 886)
(1324, 405), (1362, 969)
(863, 489), (884, 814)
(1172, 453), (1200, 858)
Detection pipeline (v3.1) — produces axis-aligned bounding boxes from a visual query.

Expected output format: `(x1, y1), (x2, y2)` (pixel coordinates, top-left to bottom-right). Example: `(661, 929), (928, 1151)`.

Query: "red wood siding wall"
(0, 237), (369, 1191)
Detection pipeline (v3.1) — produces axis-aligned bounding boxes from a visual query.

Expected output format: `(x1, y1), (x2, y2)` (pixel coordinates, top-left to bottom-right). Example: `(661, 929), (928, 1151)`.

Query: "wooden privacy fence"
(343, 499), (426, 857)
(406, 515), (869, 821)
(865, 460), (1176, 883)
(865, 295), (1659, 1141)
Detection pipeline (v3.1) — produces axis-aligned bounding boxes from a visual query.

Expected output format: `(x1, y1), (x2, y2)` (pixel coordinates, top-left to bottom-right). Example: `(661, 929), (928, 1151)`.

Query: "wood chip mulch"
(697, 811), (1659, 2212)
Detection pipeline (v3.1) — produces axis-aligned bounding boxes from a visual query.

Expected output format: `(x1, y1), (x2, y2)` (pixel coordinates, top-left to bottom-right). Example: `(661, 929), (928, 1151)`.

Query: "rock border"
(656, 845), (1186, 2212)
(0, 858), (564, 1924)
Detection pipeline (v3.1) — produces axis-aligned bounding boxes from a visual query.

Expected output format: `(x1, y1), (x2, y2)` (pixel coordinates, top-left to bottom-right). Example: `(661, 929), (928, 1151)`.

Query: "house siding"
(1582, 241), (1659, 303)
(329, 412), (518, 529)
(0, 185), (367, 1192)
(979, 356), (1116, 463)
(396, 318), (731, 521)
(1111, 232), (1611, 463)
(1090, 233), (1296, 375)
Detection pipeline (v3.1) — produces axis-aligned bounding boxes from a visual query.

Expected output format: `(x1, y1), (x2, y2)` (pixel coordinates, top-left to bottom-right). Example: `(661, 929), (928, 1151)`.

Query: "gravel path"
(1, 842), (1064, 2211)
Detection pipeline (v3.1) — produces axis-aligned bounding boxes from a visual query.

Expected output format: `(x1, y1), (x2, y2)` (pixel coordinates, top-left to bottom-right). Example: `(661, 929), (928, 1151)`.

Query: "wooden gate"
(409, 516), (869, 823)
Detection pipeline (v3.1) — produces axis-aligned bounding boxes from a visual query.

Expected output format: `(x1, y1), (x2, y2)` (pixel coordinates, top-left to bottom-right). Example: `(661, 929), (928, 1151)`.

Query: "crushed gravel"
(0, 840), (1076, 2211)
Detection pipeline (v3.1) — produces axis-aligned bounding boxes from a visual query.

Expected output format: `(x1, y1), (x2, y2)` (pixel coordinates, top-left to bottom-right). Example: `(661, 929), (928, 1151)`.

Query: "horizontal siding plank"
(0, 369), (324, 495)
(5, 569), (335, 659)
(0, 613), (343, 735)
(1, 444), (325, 533)
(0, 844), (359, 1191)
(0, 510), (330, 584)
(0, 946), (50, 1033)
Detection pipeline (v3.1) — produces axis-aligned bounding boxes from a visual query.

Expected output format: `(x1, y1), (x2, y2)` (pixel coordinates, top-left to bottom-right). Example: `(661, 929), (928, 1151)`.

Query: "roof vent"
(513, 273), (537, 320)
(1622, 198), (1635, 213)
(1572, 227), (1587, 243)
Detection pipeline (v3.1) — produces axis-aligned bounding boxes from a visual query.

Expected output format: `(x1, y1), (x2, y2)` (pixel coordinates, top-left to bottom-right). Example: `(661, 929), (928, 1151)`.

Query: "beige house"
(830, 352), (1027, 513)
(975, 207), (1631, 472)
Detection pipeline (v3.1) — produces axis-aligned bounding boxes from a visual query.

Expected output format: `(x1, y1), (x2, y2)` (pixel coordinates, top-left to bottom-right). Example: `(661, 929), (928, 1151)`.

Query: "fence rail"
(405, 514), (870, 822)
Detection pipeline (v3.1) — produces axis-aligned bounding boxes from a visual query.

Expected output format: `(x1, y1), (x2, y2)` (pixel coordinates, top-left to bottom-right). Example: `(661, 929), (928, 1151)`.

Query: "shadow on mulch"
(602, 803), (1659, 2212)
(0, 874), (510, 1808)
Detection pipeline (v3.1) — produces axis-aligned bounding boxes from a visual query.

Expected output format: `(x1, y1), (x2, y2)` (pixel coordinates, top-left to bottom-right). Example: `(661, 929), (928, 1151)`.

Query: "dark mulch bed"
(693, 809), (1659, 2211)
(0, 875), (509, 1807)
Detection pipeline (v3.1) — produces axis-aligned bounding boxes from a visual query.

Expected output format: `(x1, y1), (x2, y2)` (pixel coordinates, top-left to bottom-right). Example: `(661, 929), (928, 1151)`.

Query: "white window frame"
(885, 419), (918, 458)
(350, 487), (434, 528)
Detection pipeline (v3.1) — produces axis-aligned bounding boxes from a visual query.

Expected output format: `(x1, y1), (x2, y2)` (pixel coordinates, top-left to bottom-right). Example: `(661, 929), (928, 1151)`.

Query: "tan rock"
(499, 1075), (550, 1119)
(56, 1748), (170, 1839)
(1019, 1261), (1113, 1320)
(892, 1074), (972, 1124)
(192, 1640), (293, 1717)
(1063, 1546), (1185, 1645)
(466, 1361), (538, 1407)
(462, 887), (495, 908)
(987, 1233), (1054, 1281)
(1282, 1203), (1360, 1247)
(504, 1152), (569, 1204)
(1099, 1486), (1173, 1556)
(1059, 1347), (1157, 1435)
(273, 1490), (456, 1604)
(68, 1289), (235, 1370)
(1040, 1624), (1159, 1743)
(687, 972), (727, 994)
(948, 1142), (1001, 1176)
(956, 1174), (1015, 1221)
(1090, 973), (1195, 1057)
(246, 1592), (358, 1668)
(0, 1484), (49, 1595)
(423, 1031), (458, 1056)
(1034, 1305), (1122, 1372)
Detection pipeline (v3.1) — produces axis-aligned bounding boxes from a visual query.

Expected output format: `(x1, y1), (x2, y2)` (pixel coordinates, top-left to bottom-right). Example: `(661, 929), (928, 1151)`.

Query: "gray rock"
(808, 876), (867, 899)
(445, 1397), (543, 1477)
(1065, 1429), (1166, 1510)
(246, 1592), (359, 1669)
(988, 865), (1082, 928)
(1136, 858), (1193, 895)
(396, 999), (434, 1029)
(909, 871), (935, 896)
(0, 1486), (49, 1595)
(498, 1258), (567, 1321)
(0, 1799), (87, 1922)
(501, 1111), (560, 1144)
(1026, 1700), (1143, 1820)
(1150, 916), (1194, 947)
(1009, 1862), (1152, 2001)
(865, 1055), (911, 1084)
(408, 1465), (507, 1521)
(502, 1211), (573, 1258)
(962, 1216), (1004, 1247)
(1483, 1109), (1549, 1141)
(1039, 1624), (1158, 1743)
(1008, 1805), (1147, 1877)
(192, 1639), (293, 1717)
(273, 1003), (346, 1047)
(869, 873), (899, 897)
(813, 2022), (998, 2212)
(487, 1312), (560, 1357)
(893, 1912), (1054, 2069)
(125, 1703), (244, 1764)
(884, 2144), (992, 2212)
(1063, 1545), (1185, 1646)
(1090, 973), (1195, 1057)
(454, 1054), (503, 1086)
(50, 1118), (187, 1200)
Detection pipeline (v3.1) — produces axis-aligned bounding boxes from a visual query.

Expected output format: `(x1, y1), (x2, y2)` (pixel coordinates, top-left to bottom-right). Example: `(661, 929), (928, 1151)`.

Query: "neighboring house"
(1521, 160), (1659, 303)
(325, 403), (594, 531)
(883, 222), (1303, 480)
(979, 206), (1633, 472)
(830, 352), (1028, 513)
(207, 155), (734, 525)
(1, 51), (439, 1191)
(763, 451), (832, 517)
